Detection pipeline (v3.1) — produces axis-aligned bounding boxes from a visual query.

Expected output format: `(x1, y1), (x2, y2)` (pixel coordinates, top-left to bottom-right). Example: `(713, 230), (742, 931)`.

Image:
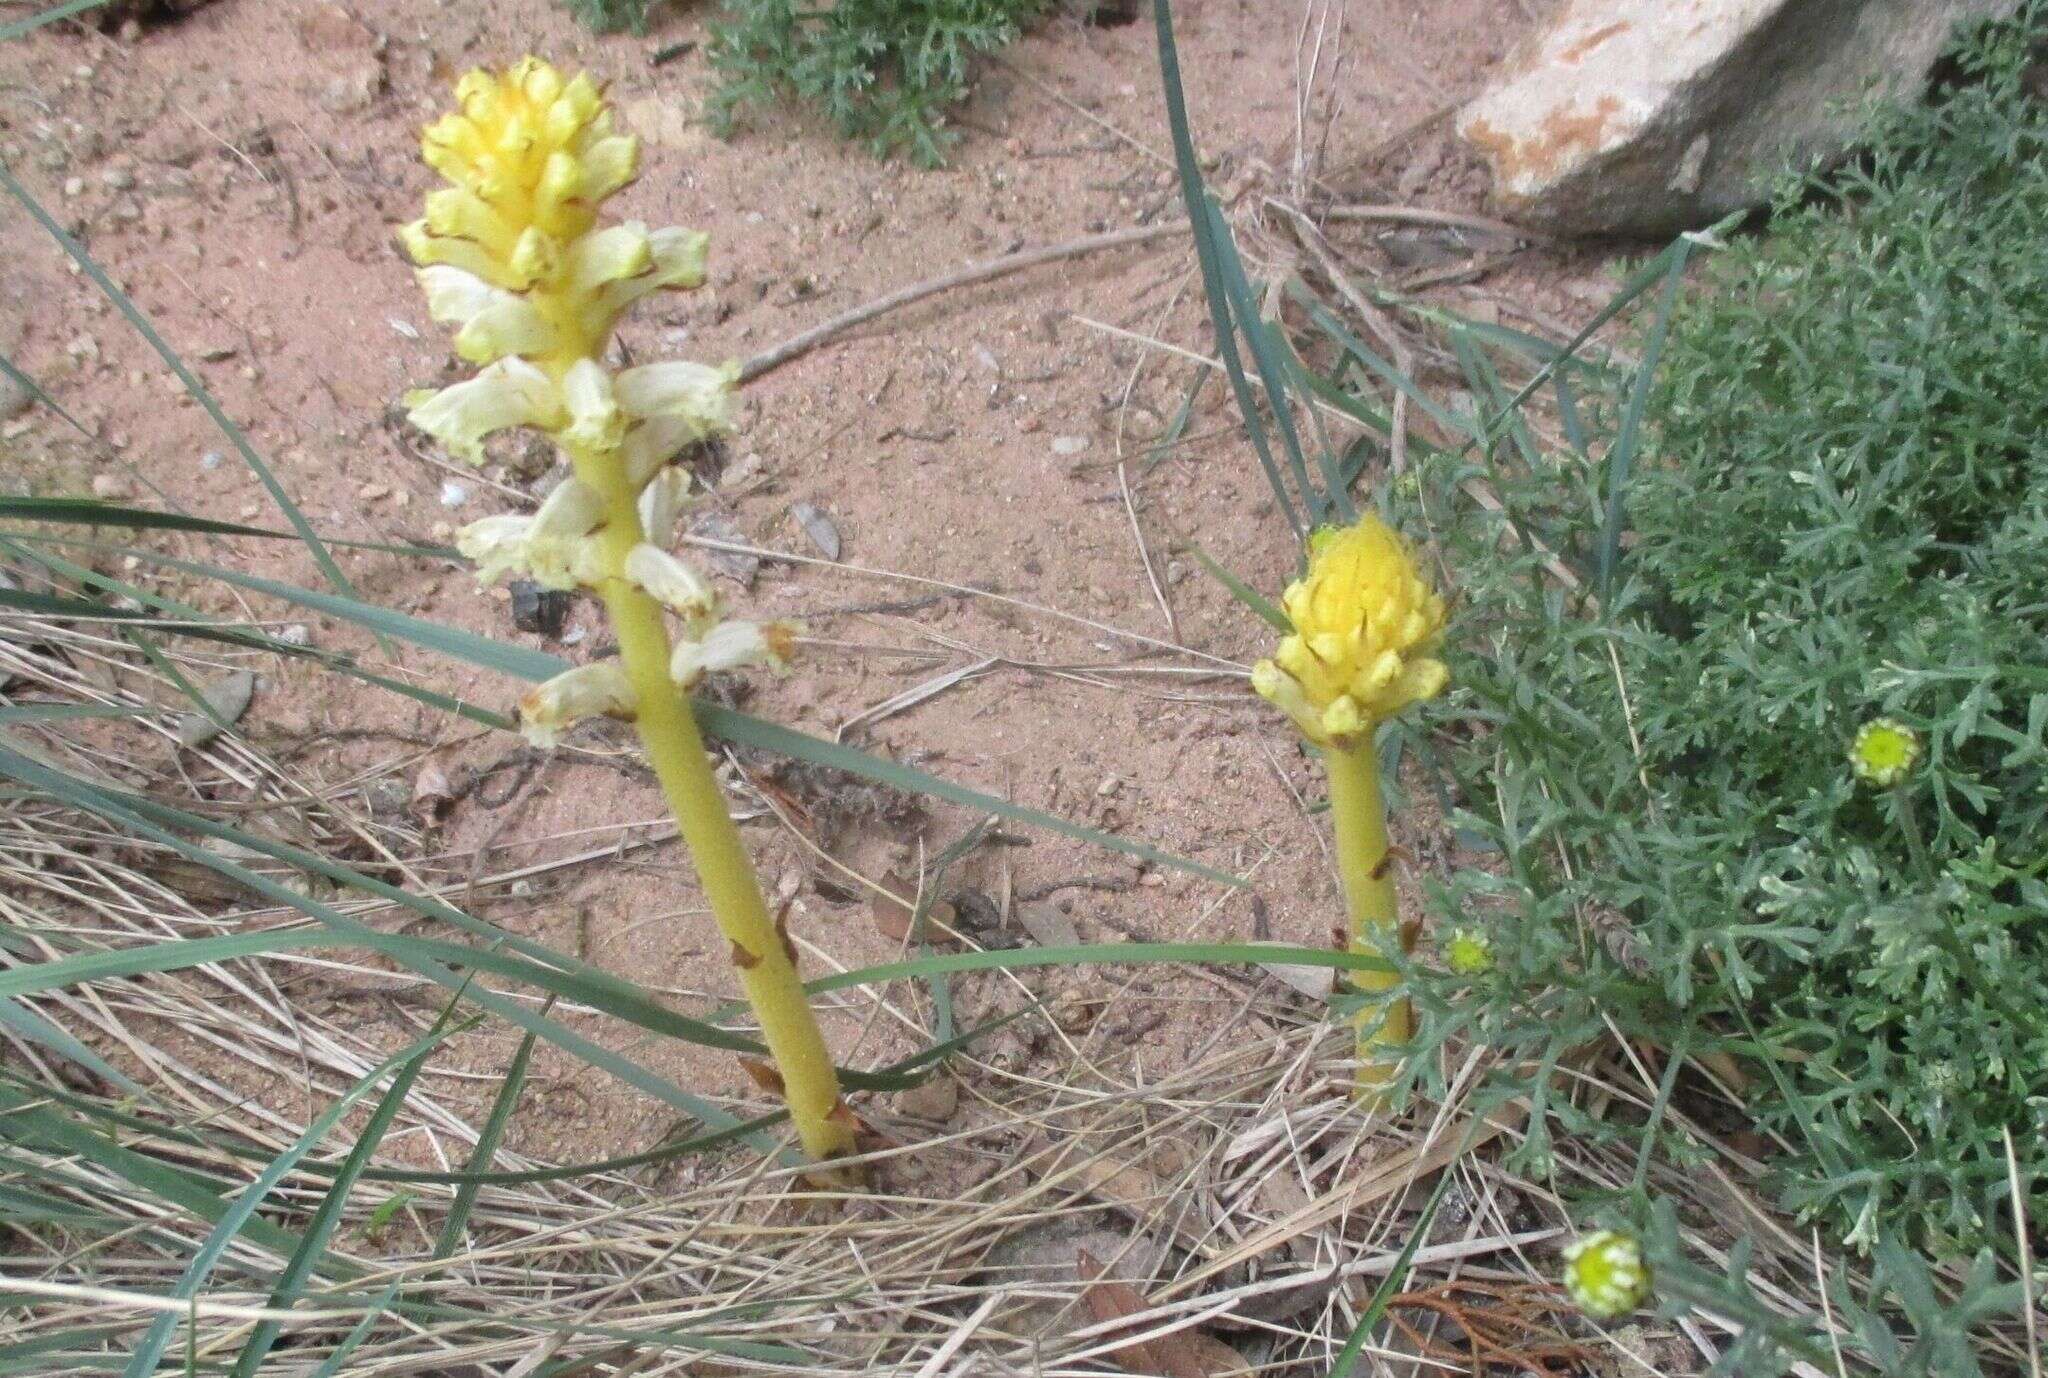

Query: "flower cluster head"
(1850, 717), (1921, 788)
(402, 58), (792, 747)
(1561, 1229), (1652, 1319)
(1252, 515), (1448, 747)
(1444, 926), (1495, 977)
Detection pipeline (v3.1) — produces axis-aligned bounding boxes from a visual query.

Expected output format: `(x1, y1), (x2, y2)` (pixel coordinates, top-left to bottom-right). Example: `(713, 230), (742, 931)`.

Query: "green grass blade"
(1203, 199), (1330, 521)
(0, 994), (141, 1095)
(229, 995), (472, 1378)
(0, 704), (147, 724)
(122, 1023), (460, 1378)
(0, 538), (514, 726)
(0, 1081), (306, 1259)
(0, 351), (88, 434)
(1153, 0), (1303, 541)
(0, 0), (105, 41)
(804, 939), (1389, 996)
(306, 1023), (542, 1378)
(94, 544), (1236, 882)
(696, 702), (1241, 885)
(1595, 240), (1692, 598)
(0, 743), (773, 1153)
(1328, 1155), (1460, 1378)
(1185, 540), (1289, 632)
(0, 162), (364, 616)
(0, 498), (444, 557)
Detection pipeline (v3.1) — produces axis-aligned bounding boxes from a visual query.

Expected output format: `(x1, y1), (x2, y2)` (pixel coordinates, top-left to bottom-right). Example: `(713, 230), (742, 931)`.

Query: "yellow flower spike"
(1851, 717), (1921, 788)
(1254, 513), (1449, 1105)
(400, 59), (857, 1177)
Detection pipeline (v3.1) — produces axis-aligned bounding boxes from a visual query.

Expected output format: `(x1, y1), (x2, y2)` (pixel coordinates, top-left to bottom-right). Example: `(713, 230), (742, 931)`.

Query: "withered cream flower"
(518, 661), (636, 747)
(671, 620), (800, 690)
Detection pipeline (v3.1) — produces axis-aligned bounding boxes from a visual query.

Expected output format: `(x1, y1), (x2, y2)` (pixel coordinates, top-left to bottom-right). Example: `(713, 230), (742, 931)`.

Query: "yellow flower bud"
(1850, 717), (1921, 788)
(1254, 514), (1448, 745)
(1561, 1230), (1652, 1319)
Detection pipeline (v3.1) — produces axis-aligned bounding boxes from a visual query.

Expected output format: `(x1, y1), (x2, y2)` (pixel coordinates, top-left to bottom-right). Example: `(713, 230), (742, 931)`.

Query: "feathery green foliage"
(1375, 8), (2048, 1369)
(706, 0), (1049, 165)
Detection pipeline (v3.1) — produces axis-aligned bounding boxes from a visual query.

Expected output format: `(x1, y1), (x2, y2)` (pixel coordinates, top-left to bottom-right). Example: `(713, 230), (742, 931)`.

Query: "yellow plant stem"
(573, 444), (856, 1169)
(1323, 733), (1414, 1101)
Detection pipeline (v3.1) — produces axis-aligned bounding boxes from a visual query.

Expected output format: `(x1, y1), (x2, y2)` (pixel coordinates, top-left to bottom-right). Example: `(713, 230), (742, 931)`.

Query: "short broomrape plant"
(398, 58), (858, 1171)
(1253, 514), (1448, 1098)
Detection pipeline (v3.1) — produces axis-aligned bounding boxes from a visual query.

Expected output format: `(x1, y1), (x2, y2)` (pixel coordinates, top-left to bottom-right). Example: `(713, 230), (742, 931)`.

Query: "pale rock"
(1458, 0), (2020, 236)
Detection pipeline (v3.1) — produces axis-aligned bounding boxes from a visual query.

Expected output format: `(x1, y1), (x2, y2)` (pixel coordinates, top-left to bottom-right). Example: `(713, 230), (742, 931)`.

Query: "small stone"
(894, 1077), (958, 1123)
(99, 166), (135, 191)
(0, 370), (31, 421)
(276, 623), (312, 647)
(90, 473), (128, 499)
(1050, 434), (1089, 456)
(439, 479), (471, 508)
(719, 450), (766, 490)
(358, 482), (389, 501)
(174, 670), (256, 749)
(508, 579), (571, 639)
(789, 500), (841, 560)
(61, 176), (84, 198)
(199, 450), (224, 471)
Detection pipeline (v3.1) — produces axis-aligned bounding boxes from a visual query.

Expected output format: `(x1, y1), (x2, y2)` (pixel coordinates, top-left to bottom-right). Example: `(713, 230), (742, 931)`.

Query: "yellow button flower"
(1253, 514), (1448, 746)
(1850, 717), (1921, 788)
(1561, 1229), (1652, 1319)
(1444, 926), (1495, 977)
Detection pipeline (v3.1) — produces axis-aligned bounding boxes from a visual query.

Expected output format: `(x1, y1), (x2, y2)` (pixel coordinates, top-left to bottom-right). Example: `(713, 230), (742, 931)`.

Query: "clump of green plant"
(1399, 0), (2048, 1266)
(705, 0), (1049, 165)
(561, 0), (653, 34)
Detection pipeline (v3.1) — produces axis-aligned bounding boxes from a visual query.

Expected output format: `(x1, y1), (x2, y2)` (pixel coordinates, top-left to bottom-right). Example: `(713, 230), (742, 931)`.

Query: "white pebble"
(438, 479), (471, 508)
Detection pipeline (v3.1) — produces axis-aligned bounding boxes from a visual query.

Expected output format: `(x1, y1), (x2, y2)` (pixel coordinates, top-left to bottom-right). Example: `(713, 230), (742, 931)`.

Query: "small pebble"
(1051, 435), (1089, 456)
(199, 449), (224, 471)
(509, 579), (571, 639)
(277, 624), (312, 647)
(61, 176), (83, 198)
(438, 479), (471, 508)
(90, 473), (128, 499)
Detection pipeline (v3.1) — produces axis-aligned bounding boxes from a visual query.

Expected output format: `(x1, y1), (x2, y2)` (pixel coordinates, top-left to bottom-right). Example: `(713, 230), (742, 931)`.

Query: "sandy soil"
(0, 0), (1613, 1167)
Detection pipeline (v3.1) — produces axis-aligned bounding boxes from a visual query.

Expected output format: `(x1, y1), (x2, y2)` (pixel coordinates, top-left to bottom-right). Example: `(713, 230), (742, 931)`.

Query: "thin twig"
(741, 224), (1188, 383)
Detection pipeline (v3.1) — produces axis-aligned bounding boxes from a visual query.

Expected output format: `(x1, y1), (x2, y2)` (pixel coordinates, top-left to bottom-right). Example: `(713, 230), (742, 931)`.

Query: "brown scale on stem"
(738, 1056), (785, 1095)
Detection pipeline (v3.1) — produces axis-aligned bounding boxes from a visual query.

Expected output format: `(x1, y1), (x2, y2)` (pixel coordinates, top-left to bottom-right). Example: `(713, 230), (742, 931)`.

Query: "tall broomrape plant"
(1253, 515), (1447, 1098)
(399, 58), (856, 1169)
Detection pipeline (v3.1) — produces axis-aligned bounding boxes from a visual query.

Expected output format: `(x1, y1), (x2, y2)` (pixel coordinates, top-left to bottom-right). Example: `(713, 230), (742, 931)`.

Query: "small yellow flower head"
(401, 58), (731, 466)
(1253, 515), (1448, 746)
(1850, 718), (1921, 788)
(1444, 926), (1495, 977)
(1562, 1229), (1652, 1320)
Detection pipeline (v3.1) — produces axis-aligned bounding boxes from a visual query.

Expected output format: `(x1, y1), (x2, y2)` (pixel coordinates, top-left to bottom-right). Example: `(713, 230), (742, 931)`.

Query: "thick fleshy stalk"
(400, 57), (853, 1173)
(1323, 735), (1414, 1099)
(575, 444), (854, 1168)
